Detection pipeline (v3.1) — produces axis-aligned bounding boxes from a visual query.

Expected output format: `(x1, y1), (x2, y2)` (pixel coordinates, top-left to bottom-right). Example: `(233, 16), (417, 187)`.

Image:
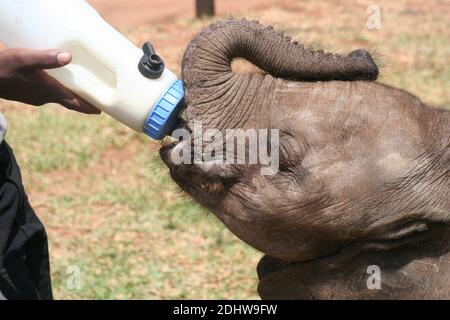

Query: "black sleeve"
(0, 141), (53, 300)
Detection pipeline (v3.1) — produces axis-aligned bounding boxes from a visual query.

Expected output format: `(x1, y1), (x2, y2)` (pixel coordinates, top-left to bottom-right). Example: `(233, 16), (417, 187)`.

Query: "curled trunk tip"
(182, 18), (379, 88)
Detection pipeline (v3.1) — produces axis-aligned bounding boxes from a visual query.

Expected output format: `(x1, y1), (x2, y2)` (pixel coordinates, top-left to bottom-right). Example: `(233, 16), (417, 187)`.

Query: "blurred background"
(0, 0), (448, 299)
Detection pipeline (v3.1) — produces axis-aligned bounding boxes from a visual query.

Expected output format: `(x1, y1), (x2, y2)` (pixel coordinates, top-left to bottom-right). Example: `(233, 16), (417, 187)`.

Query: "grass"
(0, 0), (448, 299)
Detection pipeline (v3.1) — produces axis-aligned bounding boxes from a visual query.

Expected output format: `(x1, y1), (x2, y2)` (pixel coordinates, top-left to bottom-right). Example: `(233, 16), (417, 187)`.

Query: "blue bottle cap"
(144, 80), (184, 140)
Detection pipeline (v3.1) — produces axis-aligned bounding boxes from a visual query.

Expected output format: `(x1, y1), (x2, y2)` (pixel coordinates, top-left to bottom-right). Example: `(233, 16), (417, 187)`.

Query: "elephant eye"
(278, 134), (298, 170)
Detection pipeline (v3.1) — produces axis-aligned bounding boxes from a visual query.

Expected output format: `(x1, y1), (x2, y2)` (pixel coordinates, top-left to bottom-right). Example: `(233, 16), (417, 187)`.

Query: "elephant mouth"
(159, 138), (230, 206)
(160, 116), (190, 159)
(159, 139), (192, 195)
(159, 118), (200, 176)
(159, 140), (178, 167)
(159, 138), (202, 168)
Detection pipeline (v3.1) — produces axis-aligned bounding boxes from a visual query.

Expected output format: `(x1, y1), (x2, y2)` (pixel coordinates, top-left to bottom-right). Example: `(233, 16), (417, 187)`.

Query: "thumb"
(11, 49), (72, 70)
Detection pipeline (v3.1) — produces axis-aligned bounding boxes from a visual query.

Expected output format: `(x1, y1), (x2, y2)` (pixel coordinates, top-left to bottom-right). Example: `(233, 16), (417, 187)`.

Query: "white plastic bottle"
(0, 0), (184, 139)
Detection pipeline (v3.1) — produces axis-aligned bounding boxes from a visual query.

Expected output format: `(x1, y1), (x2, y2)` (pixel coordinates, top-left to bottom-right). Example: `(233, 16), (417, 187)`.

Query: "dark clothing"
(0, 141), (53, 300)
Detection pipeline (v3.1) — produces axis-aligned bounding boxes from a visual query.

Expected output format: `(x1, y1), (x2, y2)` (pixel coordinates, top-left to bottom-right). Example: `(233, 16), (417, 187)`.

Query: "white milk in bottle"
(0, 0), (184, 139)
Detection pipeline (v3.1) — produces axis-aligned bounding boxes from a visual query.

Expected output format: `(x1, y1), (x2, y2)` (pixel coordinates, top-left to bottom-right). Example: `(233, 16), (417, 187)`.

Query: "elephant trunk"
(181, 19), (379, 129)
(182, 19), (378, 90)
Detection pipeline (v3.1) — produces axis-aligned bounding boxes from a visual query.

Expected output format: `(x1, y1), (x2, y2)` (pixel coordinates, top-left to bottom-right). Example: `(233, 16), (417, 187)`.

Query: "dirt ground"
(89, 0), (280, 27)
(0, 0), (448, 299)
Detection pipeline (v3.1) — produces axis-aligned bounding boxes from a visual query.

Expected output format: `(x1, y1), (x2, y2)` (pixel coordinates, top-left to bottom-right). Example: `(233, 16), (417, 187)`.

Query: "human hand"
(0, 48), (100, 114)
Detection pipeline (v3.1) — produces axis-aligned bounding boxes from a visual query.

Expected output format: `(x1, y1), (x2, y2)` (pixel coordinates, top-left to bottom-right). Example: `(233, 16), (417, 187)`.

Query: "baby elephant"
(160, 19), (450, 298)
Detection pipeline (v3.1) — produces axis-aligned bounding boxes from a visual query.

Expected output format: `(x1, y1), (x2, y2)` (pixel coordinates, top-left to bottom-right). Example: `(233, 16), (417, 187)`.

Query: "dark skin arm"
(0, 48), (100, 114)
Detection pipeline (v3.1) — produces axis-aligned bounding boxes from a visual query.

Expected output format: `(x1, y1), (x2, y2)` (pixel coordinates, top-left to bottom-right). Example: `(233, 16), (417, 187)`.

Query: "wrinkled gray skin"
(160, 19), (450, 299)
(258, 226), (450, 299)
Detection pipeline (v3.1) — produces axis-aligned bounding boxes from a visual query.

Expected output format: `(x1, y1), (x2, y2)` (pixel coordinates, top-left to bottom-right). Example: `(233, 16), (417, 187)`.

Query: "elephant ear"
(182, 18), (379, 90)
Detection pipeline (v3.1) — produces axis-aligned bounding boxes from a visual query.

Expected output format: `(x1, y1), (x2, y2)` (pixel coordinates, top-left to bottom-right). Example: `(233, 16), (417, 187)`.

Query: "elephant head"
(160, 19), (450, 266)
